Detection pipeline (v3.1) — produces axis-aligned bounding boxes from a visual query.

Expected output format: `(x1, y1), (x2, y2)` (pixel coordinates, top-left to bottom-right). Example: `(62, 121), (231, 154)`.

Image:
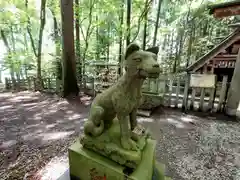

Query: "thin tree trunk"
(23, 32), (29, 78)
(118, 0), (124, 75)
(10, 26), (21, 89)
(174, 28), (185, 72)
(186, 24), (194, 68)
(96, 14), (99, 60)
(75, 0), (81, 82)
(142, 0), (148, 50)
(173, 31), (180, 73)
(80, 0), (96, 78)
(169, 32), (174, 61)
(35, 0), (47, 90)
(153, 0), (162, 46)
(126, 0), (131, 46)
(61, 0), (79, 97)
(0, 29), (16, 89)
(53, 16), (62, 78)
(25, 0), (38, 58)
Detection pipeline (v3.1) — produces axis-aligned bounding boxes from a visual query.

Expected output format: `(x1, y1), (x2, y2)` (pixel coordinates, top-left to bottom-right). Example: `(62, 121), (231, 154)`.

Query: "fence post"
(208, 88), (215, 112)
(175, 77), (180, 108)
(33, 78), (37, 91)
(27, 77), (31, 90)
(5, 78), (9, 90)
(190, 88), (196, 110)
(199, 88), (205, 111)
(217, 75), (228, 112)
(182, 73), (190, 112)
(168, 76), (173, 107)
(147, 79), (151, 92)
(47, 78), (51, 90)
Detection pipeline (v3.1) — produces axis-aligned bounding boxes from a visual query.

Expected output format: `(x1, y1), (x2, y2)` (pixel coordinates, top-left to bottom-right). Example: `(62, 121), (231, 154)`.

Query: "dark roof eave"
(208, 0), (240, 14)
(186, 28), (240, 72)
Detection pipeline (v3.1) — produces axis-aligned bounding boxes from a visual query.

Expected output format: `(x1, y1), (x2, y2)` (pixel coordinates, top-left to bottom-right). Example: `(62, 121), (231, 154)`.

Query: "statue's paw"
(131, 131), (140, 142)
(121, 137), (139, 151)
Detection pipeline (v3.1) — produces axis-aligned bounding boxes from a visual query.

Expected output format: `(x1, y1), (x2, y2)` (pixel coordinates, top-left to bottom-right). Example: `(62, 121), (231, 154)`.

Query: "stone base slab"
(68, 138), (170, 180)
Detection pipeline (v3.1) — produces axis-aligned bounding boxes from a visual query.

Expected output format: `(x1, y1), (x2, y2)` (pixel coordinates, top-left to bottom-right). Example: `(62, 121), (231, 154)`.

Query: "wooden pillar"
(226, 48), (240, 117)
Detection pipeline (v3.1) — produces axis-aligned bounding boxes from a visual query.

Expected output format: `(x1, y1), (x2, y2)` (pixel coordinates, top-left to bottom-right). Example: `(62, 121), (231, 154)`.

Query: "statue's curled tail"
(83, 119), (104, 137)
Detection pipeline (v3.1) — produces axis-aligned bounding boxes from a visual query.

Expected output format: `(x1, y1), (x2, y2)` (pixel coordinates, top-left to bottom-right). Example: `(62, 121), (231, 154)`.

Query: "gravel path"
(0, 91), (240, 180)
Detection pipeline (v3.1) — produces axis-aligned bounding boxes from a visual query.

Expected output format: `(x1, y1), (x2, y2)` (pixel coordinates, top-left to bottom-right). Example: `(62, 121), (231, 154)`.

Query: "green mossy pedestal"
(80, 118), (149, 169)
(68, 139), (171, 180)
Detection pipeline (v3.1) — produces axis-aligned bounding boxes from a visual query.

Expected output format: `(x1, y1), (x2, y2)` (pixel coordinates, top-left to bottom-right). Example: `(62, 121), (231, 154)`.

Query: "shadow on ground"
(0, 91), (240, 180)
(0, 91), (91, 180)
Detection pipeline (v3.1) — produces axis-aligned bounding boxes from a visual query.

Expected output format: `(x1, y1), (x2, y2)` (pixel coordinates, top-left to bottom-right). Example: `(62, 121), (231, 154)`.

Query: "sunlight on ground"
(22, 102), (38, 107)
(138, 117), (153, 123)
(68, 113), (82, 120)
(66, 110), (74, 114)
(0, 93), (13, 98)
(33, 113), (43, 120)
(0, 140), (17, 149)
(8, 95), (39, 102)
(180, 116), (195, 123)
(41, 131), (75, 141)
(166, 118), (185, 128)
(36, 154), (69, 180)
(45, 123), (57, 129)
(0, 105), (13, 110)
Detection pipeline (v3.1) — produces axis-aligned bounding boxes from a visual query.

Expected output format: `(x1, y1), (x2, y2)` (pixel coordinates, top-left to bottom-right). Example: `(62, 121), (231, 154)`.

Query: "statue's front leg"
(117, 114), (138, 151)
(130, 108), (137, 130)
(130, 108), (140, 141)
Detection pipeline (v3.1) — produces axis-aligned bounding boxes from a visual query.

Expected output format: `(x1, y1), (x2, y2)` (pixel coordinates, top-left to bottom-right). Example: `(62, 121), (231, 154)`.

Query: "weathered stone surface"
(139, 94), (163, 110)
(69, 138), (170, 180)
(80, 118), (150, 169)
(81, 43), (161, 153)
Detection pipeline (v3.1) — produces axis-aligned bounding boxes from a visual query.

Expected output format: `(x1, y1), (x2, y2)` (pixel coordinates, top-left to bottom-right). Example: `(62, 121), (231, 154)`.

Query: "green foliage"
(0, 0), (237, 80)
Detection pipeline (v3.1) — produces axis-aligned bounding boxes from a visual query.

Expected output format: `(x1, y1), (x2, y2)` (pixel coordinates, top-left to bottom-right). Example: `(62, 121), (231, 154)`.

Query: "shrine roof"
(208, 0), (240, 14)
(186, 28), (240, 72)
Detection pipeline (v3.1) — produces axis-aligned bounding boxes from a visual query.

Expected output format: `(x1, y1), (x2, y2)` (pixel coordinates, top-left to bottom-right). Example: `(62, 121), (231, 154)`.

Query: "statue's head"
(124, 43), (161, 78)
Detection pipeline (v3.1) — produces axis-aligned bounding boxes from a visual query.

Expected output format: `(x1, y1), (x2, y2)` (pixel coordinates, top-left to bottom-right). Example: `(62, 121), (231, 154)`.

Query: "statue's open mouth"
(138, 69), (160, 78)
(147, 73), (159, 78)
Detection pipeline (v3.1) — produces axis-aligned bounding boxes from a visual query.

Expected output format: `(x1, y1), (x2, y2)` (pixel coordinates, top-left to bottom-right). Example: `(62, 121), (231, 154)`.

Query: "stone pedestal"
(68, 139), (170, 180)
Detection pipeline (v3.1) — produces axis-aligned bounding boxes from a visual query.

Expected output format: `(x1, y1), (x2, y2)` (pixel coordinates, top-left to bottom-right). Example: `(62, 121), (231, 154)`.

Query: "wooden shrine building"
(187, 0), (240, 82)
(186, 27), (240, 82)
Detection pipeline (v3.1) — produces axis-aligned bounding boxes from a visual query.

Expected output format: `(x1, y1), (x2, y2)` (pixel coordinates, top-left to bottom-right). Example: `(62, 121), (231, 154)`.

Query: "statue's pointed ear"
(146, 46), (159, 55)
(125, 43), (140, 59)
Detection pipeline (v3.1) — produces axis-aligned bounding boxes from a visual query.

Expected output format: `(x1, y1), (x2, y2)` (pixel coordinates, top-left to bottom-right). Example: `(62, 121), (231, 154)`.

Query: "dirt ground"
(0, 91), (240, 180)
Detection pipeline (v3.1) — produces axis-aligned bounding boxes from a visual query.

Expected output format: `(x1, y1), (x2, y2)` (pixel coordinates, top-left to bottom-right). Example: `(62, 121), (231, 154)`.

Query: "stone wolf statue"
(83, 43), (160, 151)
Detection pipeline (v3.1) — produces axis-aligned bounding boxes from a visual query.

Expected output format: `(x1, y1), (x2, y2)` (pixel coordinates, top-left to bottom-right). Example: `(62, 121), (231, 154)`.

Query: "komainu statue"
(80, 43), (161, 169)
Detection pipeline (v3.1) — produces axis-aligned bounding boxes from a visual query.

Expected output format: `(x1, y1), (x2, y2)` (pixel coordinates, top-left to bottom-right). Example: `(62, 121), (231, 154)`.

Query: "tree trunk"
(80, 0), (96, 78)
(107, 24), (110, 62)
(52, 15), (63, 94)
(23, 32), (29, 78)
(173, 31), (180, 73)
(126, 0), (131, 46)
(142, 0), (148, 50)
(60, 0), (79, 97)
(186, 24), (194, 68)
(75, 0), (81, 82)
(0, 30), (16, 89)
(25, 0), (38, 58)
(118, 0), (124, 75)
(169, 32), (174, 61)
(153, 0), (162, 46)
(53, 16), (62, 78)
(96, 14), (100, 60)
(10, 26), (20, 89)
(173, 27), (184, 73)
(35, 0), (47, 91)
